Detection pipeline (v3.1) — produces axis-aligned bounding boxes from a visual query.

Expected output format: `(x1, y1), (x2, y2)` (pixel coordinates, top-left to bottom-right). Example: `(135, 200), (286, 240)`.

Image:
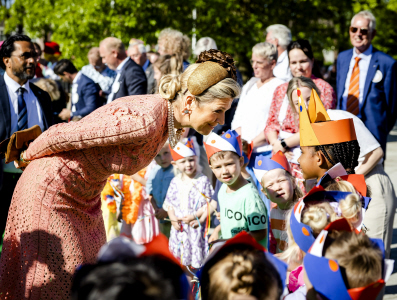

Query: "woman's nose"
(217, 113), (225, 126)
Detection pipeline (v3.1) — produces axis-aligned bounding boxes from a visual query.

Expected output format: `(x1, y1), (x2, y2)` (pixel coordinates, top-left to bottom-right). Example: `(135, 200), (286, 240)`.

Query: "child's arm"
(250, 229), (268, 244)
(167, 207), (181, 231)
(131, 173), (147, 186)
(208, 225), (221, 243)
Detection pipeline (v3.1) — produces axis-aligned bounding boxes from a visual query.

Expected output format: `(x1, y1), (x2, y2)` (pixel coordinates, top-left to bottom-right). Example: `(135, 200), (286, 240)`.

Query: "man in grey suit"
(128, 42), (156, 94)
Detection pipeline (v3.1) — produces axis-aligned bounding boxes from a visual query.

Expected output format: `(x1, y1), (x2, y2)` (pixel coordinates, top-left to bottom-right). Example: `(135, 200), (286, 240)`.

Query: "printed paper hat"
(243, 141), (254, 165)
(198, 231), (288, 300)
(304, 219), (394, 300)
(317, 163), (368, 197)
(299, 88), (357, 146)
(290, 186), (371, 252)
(169, 138), (197, 161)
(253, 151), (292, 182)
(204, 129), (242, 162)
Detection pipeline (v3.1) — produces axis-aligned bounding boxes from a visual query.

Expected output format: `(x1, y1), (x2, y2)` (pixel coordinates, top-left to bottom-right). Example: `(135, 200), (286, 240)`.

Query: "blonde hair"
(159, 63), (240, 105)
(32, 78), (60, 101)
(87, 47), (100, 60)
(158, 28), (191, 60)
(252, 42), (278, 62)
(100, 37), (125, 53)
(325, 232), (382, 288)
(208, 250), (282, 300)
(302, 203), (338, 236)
(324, 178), (363, 225)
(287, 76), (321, 114)
(153, 54), (183, 86)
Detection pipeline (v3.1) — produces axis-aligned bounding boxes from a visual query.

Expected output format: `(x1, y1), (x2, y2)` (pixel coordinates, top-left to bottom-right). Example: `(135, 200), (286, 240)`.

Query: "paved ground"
(384, 126), (397, 299)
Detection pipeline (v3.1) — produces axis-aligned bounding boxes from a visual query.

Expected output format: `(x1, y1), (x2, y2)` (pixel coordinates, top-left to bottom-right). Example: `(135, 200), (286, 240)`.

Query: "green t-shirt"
(218, 182), (268, 247)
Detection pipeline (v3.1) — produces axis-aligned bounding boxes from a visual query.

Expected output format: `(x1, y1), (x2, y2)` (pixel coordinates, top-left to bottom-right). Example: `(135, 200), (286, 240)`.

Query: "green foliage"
(1, 0), (396, 77)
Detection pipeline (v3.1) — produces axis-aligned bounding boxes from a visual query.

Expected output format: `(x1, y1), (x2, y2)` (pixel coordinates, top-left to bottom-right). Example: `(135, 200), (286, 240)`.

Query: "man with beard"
(0, 34), (53, 237)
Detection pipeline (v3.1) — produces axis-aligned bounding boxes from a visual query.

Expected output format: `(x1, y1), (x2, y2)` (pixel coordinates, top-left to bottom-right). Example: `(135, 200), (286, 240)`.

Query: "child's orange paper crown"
(298, 88), (357, 146)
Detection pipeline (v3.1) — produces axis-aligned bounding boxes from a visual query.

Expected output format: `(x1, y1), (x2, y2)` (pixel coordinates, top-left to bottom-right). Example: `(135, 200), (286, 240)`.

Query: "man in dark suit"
(128, 42), (156, 94)
(99, 37), (147, 104)
(54, 59), (101, 121)
(336, 10), (397, 262)
(0, 34), (54, 235)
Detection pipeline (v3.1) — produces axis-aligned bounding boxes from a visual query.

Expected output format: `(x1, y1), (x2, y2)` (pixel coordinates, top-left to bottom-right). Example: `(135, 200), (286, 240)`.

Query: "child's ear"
(171, 161), (176, 166)
(239, 156), (244, 167)
(262, 187), (269, 198)
(316, 150), (333, 169)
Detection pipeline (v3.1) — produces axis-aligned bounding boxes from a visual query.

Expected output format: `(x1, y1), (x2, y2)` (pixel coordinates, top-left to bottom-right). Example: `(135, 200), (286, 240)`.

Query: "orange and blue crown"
(169, 138), (197, 161)
(290, 186), (371, 252)
(304, 219), (392, 300)
(204, 129), (242, 162)
(253, 151), (292, 182)
(197, 231), (288, 300)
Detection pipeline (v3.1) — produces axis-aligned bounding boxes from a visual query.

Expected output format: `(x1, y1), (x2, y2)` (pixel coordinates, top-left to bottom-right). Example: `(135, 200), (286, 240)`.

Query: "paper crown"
(169, 138), (196, 161)
(304, 219), (393, 300)
(290, 186), (371, 252)
(253, 151), (292, 182)
(317, 163), (368, 197)
(243, 141), (254, 165)
(299, 88), (357, 146)
(198, 231), (288, 300)
(204, 129), (242, 162)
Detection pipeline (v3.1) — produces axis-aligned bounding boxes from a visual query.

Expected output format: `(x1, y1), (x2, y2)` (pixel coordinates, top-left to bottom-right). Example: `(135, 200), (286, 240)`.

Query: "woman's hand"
(14, 150), (30, 170)
(182, 215), (195, 224)
(272, 139), (286, 153)
(171, 220), (181, 231)
(284, 150), (294, 160)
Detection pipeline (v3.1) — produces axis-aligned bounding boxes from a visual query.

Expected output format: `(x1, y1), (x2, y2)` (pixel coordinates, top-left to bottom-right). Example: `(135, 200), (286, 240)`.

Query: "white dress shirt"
(71, 71), (82, 117)
(232, 77), (285, 153)
(273, 50), (292, 82)
(3, 72), (44, 173)
(341, 45), (373, 115)
(107, 57), (130, 104)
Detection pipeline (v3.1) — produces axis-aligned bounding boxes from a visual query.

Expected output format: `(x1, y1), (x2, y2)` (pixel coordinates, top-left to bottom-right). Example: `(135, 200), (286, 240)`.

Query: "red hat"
(44, 42), (61, 55)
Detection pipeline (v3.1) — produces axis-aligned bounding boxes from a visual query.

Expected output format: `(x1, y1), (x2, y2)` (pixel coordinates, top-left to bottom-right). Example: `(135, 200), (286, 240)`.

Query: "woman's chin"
(195, 127), (212, 136)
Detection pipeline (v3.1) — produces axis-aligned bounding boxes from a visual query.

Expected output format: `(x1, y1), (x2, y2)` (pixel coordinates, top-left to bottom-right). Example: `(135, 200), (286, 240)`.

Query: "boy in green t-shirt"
(204, 130), (268, 247)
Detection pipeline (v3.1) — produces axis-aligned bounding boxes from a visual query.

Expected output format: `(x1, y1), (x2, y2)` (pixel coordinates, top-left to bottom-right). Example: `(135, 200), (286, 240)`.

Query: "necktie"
(17, 87), (28, 131)
(346, 57), (361, 115)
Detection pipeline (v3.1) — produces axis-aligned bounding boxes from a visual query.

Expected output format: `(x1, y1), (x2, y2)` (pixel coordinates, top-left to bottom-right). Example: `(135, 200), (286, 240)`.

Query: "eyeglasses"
(11, 51), (39, 61)
(350, 27), (369, 36)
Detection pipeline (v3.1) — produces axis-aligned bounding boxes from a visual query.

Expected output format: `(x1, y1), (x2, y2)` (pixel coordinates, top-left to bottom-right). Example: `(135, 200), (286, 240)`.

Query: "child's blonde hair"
(207, 249), (282, 300)
(302, 202), (338, 236)
(325, 231), (382, 288)
(323, 178), (363, 225)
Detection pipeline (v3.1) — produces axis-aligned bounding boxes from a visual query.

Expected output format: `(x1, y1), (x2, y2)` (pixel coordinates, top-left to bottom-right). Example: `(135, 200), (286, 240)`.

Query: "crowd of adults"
(0, 9), (396, 294)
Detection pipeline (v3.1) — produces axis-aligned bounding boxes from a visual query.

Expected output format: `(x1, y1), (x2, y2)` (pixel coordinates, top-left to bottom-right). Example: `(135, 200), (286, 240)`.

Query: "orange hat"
(299, 88), (357, 146)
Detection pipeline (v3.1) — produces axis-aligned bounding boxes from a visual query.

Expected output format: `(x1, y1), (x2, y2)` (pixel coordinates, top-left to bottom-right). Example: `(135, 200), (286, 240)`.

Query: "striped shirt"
(270, 206), (289, 253)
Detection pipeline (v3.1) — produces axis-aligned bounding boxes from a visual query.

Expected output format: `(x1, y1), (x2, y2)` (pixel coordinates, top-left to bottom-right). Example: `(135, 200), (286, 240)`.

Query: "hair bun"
(158, 74), (181, 100)
(196, 49), (237, 81)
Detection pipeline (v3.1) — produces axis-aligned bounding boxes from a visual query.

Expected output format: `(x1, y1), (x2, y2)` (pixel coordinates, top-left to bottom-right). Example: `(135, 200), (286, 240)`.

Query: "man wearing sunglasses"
(336, 10), (397, 277)
(0, 34), (54, 237)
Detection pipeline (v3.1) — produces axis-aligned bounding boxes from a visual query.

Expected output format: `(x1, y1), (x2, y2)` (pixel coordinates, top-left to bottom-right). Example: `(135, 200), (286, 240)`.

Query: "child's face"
(173, 156), (197, 176)
(261, 169), (295, 208)
(298, 146), (320, 180)
(291, 86), (311, 114)
(155, 145), (173, 169)
(210, 152), (243, 186)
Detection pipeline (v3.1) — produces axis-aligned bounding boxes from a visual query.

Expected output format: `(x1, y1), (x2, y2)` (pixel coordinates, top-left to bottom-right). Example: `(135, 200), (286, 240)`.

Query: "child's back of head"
(324, 231), (383, 289)
(207, 249), (283, 300)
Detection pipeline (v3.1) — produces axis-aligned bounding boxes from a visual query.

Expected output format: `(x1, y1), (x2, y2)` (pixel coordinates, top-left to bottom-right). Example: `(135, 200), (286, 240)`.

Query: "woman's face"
(291, 86), (311, 114)
(251, 53), (275, 81)
(189, 98), (233, 135)
(289, 49), (314, 78)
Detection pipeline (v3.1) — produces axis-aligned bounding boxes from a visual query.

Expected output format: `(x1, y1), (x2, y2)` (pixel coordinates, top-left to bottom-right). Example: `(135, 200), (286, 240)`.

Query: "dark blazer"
(113, 58), (147, 100)
(0, 74), (53, 142)
(337, 47), (397, 155)
(145, 64), (156, 94)
(72, 73), (101, 118)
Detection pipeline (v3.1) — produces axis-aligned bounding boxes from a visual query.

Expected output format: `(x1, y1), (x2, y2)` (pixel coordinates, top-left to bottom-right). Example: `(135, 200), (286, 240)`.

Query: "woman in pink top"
(261, 40), (336, 190)
(0, 50), (240, 300)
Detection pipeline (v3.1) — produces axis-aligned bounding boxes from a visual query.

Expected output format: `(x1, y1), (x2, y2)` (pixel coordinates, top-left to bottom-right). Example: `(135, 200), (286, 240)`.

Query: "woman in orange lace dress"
(0, 50), (240, 299)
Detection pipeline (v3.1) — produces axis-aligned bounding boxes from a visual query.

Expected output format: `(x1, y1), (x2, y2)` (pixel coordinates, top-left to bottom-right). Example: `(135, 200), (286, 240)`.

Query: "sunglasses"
(350, 27), (369, 36)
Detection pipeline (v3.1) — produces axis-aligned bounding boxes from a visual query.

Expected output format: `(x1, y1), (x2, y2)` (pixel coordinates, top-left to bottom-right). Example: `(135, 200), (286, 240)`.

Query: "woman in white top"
(231, 42), (285, 209)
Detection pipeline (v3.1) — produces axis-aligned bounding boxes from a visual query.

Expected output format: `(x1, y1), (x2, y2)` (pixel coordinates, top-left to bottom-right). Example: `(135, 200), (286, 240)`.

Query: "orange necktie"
(346, 57), (361, 115)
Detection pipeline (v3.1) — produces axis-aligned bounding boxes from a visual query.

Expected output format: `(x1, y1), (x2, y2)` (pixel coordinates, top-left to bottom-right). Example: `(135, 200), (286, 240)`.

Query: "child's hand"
(189, 220), (200, 229)
(155, 208), (168, 220)
(171, 220), (181, 231)
(208, 230), (219, 243)
(215, 211), (221, 221)
(182, 215), (195, 224)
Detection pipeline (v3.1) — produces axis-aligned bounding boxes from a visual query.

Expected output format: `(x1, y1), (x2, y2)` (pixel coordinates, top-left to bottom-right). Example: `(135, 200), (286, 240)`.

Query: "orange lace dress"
(0, 95), (169, 300)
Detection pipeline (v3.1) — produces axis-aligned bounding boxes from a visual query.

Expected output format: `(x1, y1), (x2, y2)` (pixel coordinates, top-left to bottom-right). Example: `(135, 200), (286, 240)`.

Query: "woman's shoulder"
(114, 94), (167, 114)
(273, 82), (289, 96)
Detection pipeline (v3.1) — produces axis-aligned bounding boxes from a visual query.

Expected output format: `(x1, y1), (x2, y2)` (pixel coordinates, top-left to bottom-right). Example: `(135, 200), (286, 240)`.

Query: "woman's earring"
(183, 109), (191, 115)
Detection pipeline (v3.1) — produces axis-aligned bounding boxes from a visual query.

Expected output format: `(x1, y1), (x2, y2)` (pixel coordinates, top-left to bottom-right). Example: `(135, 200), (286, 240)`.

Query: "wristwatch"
(280, 139), (289, 150)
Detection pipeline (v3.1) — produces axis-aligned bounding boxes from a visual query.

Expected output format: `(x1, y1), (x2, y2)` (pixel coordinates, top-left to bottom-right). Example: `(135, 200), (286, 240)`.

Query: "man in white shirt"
(0, 34), (53, 236)
(266, 24), (292, 82)
(99, 37), (147, 104)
